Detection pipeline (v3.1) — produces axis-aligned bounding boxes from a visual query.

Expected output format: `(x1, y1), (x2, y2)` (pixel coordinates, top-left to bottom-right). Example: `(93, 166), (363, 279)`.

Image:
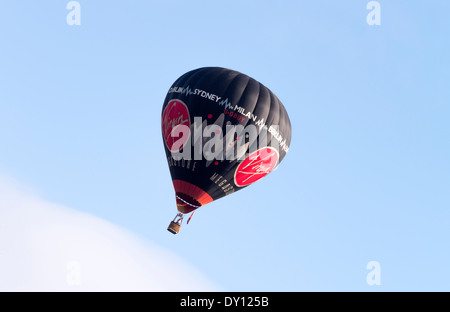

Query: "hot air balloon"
(161, 67), (292, 234)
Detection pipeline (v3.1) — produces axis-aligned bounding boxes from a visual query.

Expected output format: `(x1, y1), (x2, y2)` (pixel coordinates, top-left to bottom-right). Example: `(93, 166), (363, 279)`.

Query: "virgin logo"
(234, 147), (279, 187)
(162, 100), (190, 152)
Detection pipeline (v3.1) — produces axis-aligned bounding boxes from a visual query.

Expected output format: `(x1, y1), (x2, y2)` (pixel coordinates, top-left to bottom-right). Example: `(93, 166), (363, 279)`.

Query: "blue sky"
(1, 1), (449, 291)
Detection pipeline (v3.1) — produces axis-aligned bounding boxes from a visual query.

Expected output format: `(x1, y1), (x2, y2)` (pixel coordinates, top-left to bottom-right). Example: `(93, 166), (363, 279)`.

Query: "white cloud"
(0, 178), (220, 291)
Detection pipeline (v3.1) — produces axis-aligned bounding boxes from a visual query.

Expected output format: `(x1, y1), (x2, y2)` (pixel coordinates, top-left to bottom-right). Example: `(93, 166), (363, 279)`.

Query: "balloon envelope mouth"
(176, 193), (201, 214)
(172, 179), (213, 213)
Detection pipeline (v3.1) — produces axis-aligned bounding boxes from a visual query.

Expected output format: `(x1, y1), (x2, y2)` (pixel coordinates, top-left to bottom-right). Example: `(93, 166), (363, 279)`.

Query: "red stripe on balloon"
(172, 179), (213, 213)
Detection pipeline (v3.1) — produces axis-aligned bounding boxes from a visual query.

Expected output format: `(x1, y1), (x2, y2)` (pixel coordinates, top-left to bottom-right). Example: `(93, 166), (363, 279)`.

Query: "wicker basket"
(167, 221), (181, 234)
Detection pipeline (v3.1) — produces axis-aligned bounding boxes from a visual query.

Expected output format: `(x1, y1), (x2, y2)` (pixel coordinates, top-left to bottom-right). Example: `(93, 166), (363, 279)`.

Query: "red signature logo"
(234, 147), (279, 187)
(162, 100), (190, 152)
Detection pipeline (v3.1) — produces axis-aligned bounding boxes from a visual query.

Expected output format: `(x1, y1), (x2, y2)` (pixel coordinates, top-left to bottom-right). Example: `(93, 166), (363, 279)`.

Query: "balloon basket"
(167, 212), (184, 234)
(167, 221), (181, 234)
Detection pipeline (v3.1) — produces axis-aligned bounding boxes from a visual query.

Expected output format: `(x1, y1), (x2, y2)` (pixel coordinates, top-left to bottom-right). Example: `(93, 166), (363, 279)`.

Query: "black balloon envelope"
(161, 67), (292, 234)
